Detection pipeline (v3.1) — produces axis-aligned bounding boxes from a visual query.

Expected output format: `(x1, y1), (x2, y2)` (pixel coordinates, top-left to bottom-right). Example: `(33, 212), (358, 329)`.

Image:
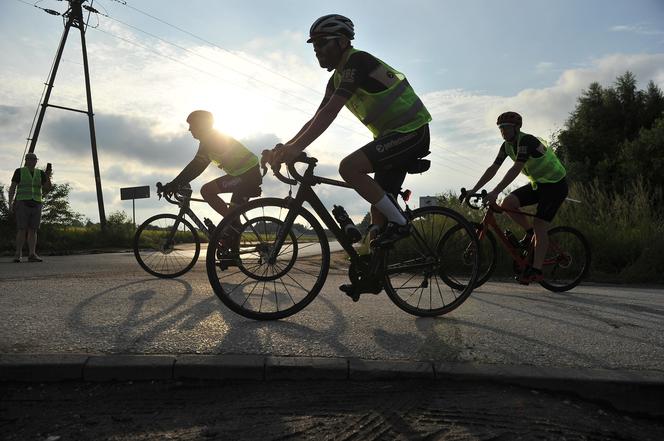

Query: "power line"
(101, 0), (486, 174)
(98, 14), (324, 111)
(107, 0), (322, 96)
(14, 0), (487, 176)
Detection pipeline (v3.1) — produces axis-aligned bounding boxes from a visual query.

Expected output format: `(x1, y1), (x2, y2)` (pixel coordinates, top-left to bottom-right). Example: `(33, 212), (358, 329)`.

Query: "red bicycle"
(457, 189), (591, 292)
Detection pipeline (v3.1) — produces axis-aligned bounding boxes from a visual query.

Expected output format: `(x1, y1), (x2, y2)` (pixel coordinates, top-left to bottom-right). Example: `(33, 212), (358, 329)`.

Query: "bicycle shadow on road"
(66, 277), (359, 357)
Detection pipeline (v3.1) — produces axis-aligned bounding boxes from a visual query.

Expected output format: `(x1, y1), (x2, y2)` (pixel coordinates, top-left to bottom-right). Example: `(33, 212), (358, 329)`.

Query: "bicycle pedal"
(217, 258), (237, 271)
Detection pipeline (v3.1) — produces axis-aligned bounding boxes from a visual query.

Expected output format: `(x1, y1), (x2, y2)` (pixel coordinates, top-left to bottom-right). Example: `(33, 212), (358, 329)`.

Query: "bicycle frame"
(476, 205), (531, 272)
(162, 191), (211, 241)
(267, 162), (362, 264)
(264, 158), (438, 277)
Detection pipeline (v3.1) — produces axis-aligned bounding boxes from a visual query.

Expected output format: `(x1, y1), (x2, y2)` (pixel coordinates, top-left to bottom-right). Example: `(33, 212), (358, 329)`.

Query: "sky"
(1, 0), (664, 224)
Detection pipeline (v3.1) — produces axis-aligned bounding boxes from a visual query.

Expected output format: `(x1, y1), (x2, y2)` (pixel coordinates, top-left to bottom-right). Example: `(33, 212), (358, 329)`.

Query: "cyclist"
(263, 14), (432, 247)
(163, 110), (262, 227)
(463, 111), (568, 284)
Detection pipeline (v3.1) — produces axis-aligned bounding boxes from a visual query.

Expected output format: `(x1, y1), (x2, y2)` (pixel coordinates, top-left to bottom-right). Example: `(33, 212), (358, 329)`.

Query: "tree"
(0, 184), (13, 250)
(618, 116), (664, 194)
(41, 183), (84, 226)
(556, 71), (664, 192)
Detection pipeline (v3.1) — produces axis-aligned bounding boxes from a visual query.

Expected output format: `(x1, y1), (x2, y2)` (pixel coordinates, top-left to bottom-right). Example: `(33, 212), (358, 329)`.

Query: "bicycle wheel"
(539, 226), (591, 292)
(440, 222), (497, 290)
(206, 197), (330, 320)
(383, 206), (480, 316)
(133, 213), (200, 278)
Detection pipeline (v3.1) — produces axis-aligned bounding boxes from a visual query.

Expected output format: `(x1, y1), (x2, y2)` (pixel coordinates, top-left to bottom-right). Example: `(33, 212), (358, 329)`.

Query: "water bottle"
(504, 229), (520, 248)
(332, 205), (362, 243)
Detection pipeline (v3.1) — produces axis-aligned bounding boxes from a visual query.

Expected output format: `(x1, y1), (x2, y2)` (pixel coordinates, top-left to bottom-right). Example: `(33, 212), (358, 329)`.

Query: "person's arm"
(282, 77), (336, 147)
(7, 182), (17, 208)
(468, 163), (501, 194)
(287, 94), (348, 151)
(170, 150), (210, 187)
(42, 170), (52, 195)
(490, 161), (525, 195)
(8, 169), (19, 208)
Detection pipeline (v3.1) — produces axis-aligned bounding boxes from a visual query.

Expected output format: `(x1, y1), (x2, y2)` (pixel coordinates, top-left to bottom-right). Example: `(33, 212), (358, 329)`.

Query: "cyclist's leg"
(501, 184), (537, 232)
(201, 175), (236, 217)
(228, 165), (262, 209)
(343, 126), (430, 242)
(531, 178), (569, 270)
(201, 166), (262, 217)
(338, 149), (383, 203)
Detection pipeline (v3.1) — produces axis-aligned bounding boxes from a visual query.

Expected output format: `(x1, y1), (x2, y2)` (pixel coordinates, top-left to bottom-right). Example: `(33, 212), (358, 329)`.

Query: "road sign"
(419, 196), (439, 207)
(120, 185), (151, 228)
(120, 185), (150, 200)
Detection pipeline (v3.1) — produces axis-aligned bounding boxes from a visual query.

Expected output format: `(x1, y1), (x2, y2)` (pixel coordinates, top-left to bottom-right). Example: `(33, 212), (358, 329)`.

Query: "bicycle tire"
(440, 221), (497, 290)
(206, 198), (330, 320)
(133, 213), (200, 278)
(383, 206), (480, 317)
(539, 226), (591, 292)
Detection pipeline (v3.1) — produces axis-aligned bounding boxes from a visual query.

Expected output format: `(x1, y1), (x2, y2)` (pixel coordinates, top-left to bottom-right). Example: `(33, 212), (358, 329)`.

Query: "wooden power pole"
(28, 0), (107, 230)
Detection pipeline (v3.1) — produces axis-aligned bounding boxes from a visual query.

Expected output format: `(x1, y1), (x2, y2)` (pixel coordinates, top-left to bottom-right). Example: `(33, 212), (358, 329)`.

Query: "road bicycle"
(133, 182), (258, 278)
(458, 189), (591, 292)
(205, 153), (480, 320)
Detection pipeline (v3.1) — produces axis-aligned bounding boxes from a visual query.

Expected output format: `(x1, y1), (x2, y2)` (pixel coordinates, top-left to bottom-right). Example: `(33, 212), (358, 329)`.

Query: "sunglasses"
(310, 36), (339, 49)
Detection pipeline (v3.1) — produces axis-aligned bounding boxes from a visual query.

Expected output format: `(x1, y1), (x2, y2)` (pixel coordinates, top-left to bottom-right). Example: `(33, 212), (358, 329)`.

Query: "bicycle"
(457, 189), (591, 292)
(205, 153), (480, 320)
(133, 182), (258, 278)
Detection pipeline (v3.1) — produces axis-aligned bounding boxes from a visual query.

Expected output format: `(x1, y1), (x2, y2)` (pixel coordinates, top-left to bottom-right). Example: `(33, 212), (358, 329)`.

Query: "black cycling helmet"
(186, 110), (214, 128)
(496, 111), (522, 128)
(307, 14), (354, 42)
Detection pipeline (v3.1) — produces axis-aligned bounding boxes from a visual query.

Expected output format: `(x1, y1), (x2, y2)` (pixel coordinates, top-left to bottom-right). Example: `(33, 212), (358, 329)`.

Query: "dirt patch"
(2, 380), (663, 441)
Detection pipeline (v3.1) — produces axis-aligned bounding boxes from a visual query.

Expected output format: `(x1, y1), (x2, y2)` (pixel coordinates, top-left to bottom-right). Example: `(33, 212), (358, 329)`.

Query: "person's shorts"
(360, 124), (430, 196)
(510, 177), (569, 222)
(15, 200), (42, 230)
(207, 165), (262, 205)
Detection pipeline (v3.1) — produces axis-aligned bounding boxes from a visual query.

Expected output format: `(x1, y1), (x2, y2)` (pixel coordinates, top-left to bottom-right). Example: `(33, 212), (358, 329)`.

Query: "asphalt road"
(2, 252), (664, 440)
(1, 252), (663, 373)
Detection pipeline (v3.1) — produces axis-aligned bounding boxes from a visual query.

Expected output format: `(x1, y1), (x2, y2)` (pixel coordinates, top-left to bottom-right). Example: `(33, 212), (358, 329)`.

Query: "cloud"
(535, 62), (555, 74)
(611, 24), (664, 36)
(3, 20), (664, 222)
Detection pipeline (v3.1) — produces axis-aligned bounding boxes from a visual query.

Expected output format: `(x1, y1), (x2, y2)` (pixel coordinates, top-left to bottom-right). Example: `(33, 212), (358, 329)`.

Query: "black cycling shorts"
(208, 165), (262, 205)
(360, 124), (430, 196)
(510, 177), (569, 222)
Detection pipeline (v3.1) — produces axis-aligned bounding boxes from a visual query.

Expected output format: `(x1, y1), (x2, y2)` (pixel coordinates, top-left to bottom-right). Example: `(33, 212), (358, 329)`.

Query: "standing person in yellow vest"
(463, 112), (568, 284)
(7, 152), (52, 262)
(264, 14), (432, 249)
(162, 110), (262, 228)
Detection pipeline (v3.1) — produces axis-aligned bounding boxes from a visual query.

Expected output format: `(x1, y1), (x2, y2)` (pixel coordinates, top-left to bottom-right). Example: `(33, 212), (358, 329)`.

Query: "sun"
(199, 88), (267, 141)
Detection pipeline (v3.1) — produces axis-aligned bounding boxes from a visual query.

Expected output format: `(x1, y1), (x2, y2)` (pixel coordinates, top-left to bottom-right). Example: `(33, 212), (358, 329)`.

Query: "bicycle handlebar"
(261, 149), (317, 186)
(156, 181), (192, 205)
(459, 188), (489, 210)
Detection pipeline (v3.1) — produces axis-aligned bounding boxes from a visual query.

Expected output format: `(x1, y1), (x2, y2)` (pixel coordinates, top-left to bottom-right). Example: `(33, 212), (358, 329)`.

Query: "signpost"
(419, 196), (439, 208)
(120, 185), (150, 228)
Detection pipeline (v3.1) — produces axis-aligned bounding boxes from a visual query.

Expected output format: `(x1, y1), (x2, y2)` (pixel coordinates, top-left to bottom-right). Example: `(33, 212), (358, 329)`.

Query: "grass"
(439, 180), (664, 284)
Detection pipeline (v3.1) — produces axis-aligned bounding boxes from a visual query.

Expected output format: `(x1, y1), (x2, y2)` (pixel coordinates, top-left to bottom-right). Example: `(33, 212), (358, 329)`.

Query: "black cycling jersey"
(320, 50), (395, 107)
(493, 134), (545, 165)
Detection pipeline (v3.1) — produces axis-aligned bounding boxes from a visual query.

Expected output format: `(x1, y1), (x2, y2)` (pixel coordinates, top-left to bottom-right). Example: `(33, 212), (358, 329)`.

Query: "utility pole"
(28, 0), (107, 230)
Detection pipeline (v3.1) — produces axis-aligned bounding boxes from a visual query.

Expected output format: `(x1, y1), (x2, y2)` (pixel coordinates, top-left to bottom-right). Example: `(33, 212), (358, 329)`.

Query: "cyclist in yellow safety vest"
(163, 110), (262, 223)
(263, 14), (432, 249)
(463, 111), (568, 284)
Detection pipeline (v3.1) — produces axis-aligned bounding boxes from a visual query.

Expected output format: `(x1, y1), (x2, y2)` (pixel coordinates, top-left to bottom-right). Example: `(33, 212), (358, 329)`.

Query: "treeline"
(0, 183), (135, 253)
(555, 71), (664, 197)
